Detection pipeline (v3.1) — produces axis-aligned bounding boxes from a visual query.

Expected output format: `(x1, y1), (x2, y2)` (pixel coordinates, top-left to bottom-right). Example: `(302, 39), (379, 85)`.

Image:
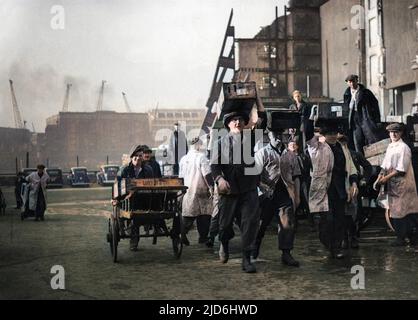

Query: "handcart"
(107, 177), (187, 262)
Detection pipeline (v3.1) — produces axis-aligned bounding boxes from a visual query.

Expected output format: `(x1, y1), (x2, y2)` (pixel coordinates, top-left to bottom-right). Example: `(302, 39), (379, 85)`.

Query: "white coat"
(307, 136), (334, 213)
(380, 139), (418, 219)
(25, 171), (50, 211)
(307, 136), (357, 213)
(179, 149), (212, 217)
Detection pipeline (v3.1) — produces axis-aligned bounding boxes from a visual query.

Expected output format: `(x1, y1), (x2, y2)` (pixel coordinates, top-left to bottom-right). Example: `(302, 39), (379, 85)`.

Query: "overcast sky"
(0, 0), (286, 131)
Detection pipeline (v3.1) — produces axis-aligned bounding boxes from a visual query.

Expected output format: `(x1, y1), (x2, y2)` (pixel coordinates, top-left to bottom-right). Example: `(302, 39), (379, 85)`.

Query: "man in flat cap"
(343, 74), (383, 154)
(374, 123), (418, 246)
(305, 110), (359, 259)
(119, 145), (154, 251)
(253, 128), (301, 267)
(210, 107), (266, 273)
(179, 137), (214, 245)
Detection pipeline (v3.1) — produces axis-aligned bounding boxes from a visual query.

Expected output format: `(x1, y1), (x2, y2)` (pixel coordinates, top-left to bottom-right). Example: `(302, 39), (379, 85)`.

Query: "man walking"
(211, 108), (266, 273)
(343, 74), (383, 153)
(179, 137), (214, 245)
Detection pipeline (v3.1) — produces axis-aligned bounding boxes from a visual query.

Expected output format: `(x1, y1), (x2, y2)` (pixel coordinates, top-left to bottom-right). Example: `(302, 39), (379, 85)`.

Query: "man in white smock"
(179, 137), (214, 245)
(375, 123), (418, 246)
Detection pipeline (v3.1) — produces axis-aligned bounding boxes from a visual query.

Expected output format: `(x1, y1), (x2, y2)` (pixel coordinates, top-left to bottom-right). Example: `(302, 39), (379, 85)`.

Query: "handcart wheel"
(109, 206), (120, 263)
(109, 217), (119, 262)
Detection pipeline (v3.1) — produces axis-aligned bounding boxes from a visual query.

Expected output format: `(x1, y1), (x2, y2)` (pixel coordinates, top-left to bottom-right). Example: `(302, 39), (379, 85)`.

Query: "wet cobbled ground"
(1, 187), (417, 300)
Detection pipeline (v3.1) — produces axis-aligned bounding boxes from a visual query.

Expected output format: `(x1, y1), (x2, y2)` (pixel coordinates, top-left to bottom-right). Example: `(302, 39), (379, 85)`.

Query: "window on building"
(191, 113), (198, 117)
(175, 113), (182, 118)
(167, 113), (174, 118)
(158, 113), (165, 118)
(369, 17), (378, 47)
(262, 77), (270, 87)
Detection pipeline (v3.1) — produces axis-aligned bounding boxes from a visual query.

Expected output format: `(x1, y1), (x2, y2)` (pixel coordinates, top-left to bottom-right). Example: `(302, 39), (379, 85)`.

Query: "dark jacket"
(349, 149), (373, 183)
(343, 84), (381, 126)
(211, 112), (266, 195)
(146, 159), (162, 178)
(289, 101), (312, 133)
(120, 163), (154, 179)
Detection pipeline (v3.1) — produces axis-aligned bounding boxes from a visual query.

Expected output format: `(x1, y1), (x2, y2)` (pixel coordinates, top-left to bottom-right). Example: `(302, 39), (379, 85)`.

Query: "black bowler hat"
(345, 74), (359, 82)
(386, 123), (404, 132)
(223, 111), (249, 128)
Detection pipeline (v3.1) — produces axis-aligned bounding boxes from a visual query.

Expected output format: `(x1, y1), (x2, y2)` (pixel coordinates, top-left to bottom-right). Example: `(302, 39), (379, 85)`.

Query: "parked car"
(97, 165), (119, 186)
(46, 168), (64, 188)
(69, 167), (90, 187)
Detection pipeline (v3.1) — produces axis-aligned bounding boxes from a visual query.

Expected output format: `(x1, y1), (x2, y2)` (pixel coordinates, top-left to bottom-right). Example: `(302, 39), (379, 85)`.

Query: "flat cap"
(129, 145), (145, 158)
(386, 123), (404, 132)
(223, 111), (249, 128)
(345, 74), (359, 82)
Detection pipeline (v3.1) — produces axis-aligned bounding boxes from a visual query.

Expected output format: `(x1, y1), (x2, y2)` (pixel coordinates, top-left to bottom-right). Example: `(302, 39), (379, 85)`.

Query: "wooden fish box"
(129, 178), (185, 187)
(317, 103), (349, 120)
(268, 111), (301, 130)
(367, 153), (386, 167)
(364, 139), (390, 159)
(223, 82), (257, 100)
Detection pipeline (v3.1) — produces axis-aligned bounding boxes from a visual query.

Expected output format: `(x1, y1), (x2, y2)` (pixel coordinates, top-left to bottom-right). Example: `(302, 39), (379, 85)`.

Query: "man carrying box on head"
(305, 106), (359, 259)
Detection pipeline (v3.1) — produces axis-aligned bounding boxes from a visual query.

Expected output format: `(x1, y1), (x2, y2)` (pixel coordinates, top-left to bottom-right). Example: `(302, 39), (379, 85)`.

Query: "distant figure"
(343, 74), (382, 153)
(15, 171), (25, 209)
(179, 137), (214, 245)
(289, 90), (312, 151)
(25, 164), (50, 221)
(168, 122), (188, 176)
(143, 146), (162, 178)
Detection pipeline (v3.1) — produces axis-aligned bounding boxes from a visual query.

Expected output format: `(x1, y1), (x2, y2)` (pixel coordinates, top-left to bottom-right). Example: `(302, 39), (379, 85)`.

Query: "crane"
(96, 80), (106, 111)
(62, 83), (72, 112)
(9, 79), (25, 129)
(122, 92), (132, 113)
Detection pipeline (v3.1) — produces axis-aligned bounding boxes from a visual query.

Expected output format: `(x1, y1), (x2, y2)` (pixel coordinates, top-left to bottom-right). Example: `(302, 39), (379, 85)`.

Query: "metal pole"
(307, 75), (310, 98)
(15, 157), (18, 174)
(106, 156), (109, 165)
(47, 158), (49, 168)
(26, 152), (29, 168)
(77, 156), (79, 167)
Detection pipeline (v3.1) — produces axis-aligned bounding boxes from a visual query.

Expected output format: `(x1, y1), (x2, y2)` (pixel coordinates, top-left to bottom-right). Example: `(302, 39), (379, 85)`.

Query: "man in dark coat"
(143, 146), (162, 178)
(119, 145), (154, 251)
(211, 108), (266, 273)
(343, 74), (383, 154)
(289, 90), (312, 152)
(169, 122), (188, 175)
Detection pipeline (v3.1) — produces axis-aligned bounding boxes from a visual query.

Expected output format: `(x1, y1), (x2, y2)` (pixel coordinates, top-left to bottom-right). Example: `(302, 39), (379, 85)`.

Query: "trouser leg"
(353, 122), (366, 155)
(183, 216), (196, 235)
(218, 195), (239, 244)
(278, 205), (296, 251)
(239, 191), (260, 253)
(197, 215), (211, 242)
(208, 214), (219, 240)
(130, 217), (140, 248)
(318, 200), (345, 251)
(392, 217), (408, 240)
(256, 197), (275, 243)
